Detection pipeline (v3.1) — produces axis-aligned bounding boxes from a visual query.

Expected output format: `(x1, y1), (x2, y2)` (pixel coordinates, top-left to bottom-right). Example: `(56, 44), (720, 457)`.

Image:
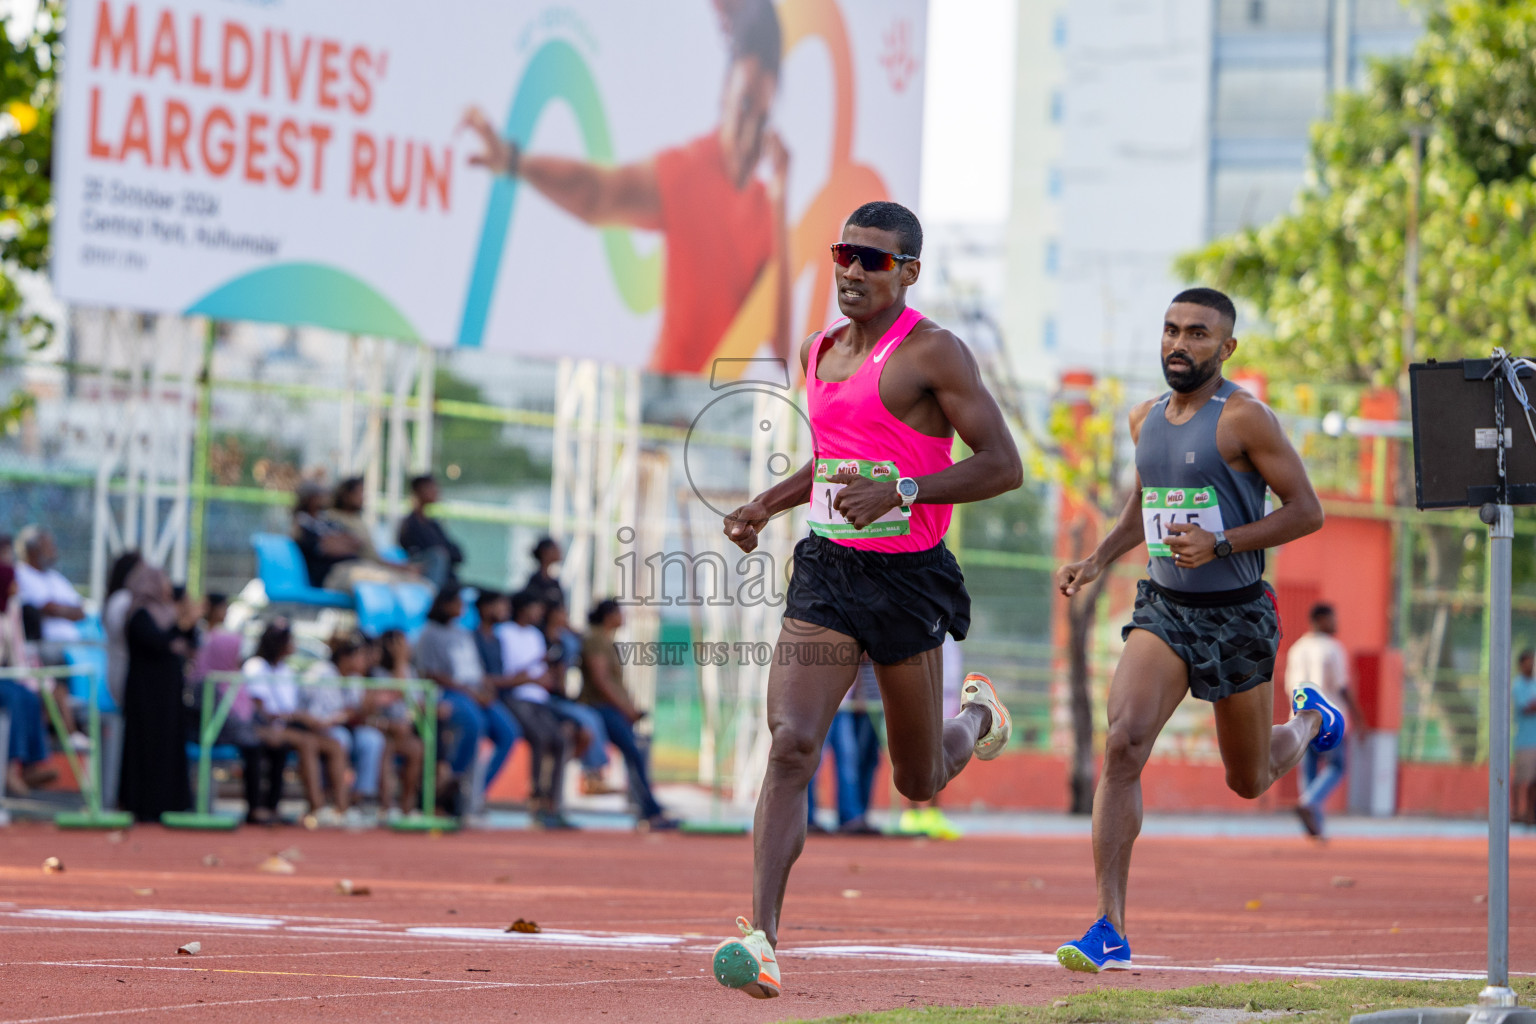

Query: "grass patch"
(800, 978), (1536, 1024)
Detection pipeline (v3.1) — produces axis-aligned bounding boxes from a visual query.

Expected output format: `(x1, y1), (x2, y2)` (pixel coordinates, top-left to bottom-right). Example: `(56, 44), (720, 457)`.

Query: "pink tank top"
(805, 307), (954, 553)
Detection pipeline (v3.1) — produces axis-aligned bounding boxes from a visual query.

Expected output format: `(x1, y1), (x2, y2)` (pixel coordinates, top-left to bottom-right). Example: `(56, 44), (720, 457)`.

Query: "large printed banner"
(53, 0), (926, 373)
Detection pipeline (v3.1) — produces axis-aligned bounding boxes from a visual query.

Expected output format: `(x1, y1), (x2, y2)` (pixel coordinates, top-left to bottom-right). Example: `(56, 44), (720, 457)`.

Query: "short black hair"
(107, 551), (143, 595)
(331, 636), (362, 665)
(410, 474), (436, 494)
(475, 589), (504, 613)
(335, 476), (365, 502)
(427, 586), (462, 624)
(206, 592), (228, 609)
(588, 598), (621, 627)
(510, 590), (544, 619)
(845, 201), (922, 258)
(1309, 603), (1335, 624)
(1171, 287), (1237, 330)
(255, 621), (292, 665)
(1521, 648), (1534, 663)
(726, 0), (781, 78)
(532, 537), (559, 560)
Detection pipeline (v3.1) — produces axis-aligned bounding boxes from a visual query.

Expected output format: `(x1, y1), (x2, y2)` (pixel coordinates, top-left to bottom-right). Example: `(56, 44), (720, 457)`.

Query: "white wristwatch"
(896, 476), (919, 510)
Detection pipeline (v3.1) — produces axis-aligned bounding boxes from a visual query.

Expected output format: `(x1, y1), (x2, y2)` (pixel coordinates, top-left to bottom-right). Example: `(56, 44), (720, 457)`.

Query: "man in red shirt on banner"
(464, 0), (791, 373)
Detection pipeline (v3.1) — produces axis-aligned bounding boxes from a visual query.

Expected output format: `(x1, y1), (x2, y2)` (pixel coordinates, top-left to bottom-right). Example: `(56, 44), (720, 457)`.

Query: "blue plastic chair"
(251, 533), (352, 609)
(352, 581), (399, 637)
(63, 644), (116, 714)
(457, 587), (481, 632)
(186, 741), (242, 763)
(394, 583), (435, 640)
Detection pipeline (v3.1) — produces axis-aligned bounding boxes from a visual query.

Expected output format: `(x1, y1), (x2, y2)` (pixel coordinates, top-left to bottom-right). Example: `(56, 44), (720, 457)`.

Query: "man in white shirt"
(1284, 603), (1363, 837)
(14, 528), (85, 647)
(496, 594), (553, 704)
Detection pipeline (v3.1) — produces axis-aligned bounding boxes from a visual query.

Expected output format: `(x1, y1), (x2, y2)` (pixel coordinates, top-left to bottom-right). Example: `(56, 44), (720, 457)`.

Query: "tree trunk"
(1065, 562), (1109, 815)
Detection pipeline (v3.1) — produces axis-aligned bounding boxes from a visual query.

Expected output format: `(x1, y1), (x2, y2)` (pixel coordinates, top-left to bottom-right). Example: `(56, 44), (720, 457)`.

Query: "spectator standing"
(117, 563), (198, 822)
(522, 538), (565, 623)
(1514, 649), (1536, 826)
(1285, 602), (1364, 838)
(809, 656), (883, 836)
(101, 551), (143, 709)
(243, 622), (352, 825)
(0, 533), (55, 795)
(490, 592), (574, 829)
(414, 588), (520, 811)
(397, 474), (464, 590)
(580, 599), (675, 831)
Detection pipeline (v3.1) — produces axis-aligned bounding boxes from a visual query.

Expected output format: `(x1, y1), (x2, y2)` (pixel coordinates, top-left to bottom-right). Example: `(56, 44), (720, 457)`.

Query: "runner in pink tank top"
(710, 202), (1026, 1001)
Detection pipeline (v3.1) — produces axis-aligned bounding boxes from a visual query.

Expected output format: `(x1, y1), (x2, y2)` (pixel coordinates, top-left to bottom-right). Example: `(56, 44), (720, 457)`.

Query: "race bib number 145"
(1142, 485), (1224, 558)
(807, 458), (911, 539)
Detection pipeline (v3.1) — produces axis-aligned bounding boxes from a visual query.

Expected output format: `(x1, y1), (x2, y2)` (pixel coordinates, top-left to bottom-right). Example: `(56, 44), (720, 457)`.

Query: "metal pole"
(186, 322), (216, 598)
(1481, 501), (1515, 1006)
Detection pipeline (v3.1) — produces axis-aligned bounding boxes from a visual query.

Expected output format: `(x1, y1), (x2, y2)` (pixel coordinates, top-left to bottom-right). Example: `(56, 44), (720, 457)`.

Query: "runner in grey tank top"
(1137, 378), (1268, 593)
(1051, 287), (1344, 976)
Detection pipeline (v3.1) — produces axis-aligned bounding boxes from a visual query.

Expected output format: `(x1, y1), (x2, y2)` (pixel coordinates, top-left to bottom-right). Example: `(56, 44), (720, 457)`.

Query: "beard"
(1162, 353), (1219, 393)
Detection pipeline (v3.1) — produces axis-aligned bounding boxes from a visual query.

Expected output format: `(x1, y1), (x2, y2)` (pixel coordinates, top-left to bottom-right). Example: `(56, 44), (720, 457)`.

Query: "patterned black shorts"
(1121, 579), (1279, 702)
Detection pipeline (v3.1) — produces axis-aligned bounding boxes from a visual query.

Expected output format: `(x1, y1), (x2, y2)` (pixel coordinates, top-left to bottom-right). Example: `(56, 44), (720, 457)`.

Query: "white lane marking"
(30, 962), (513, 987)
(15, 909), (282, 929)
(406, 926), (684, 947)
(796, 945), (1059, 966)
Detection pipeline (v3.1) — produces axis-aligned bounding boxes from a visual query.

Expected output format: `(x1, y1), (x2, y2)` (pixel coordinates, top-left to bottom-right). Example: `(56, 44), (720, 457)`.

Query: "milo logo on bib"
(1141, 485), (1225, 558)
(808, 458), (910, 540)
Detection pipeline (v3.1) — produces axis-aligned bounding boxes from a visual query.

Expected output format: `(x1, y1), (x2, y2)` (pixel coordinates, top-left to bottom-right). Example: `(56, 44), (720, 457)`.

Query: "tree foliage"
(1177, 0), (1536, 387)
(0, 2), (58, 351)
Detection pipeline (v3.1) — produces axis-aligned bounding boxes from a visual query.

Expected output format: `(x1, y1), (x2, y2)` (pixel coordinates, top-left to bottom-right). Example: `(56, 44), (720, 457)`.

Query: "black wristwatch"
(1213, 531), (1233, 559)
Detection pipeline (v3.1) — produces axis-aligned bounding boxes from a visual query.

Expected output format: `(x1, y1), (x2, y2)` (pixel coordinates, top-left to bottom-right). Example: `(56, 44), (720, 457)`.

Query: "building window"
(1047, 166), (1063, 198)
(1049, 89), (1064, 124)
(1052, 12), (1067, 49)
(1044, 239), (1059, 274)
(1042, 317), (1058, 352)
(1248, 0), (1264, 25)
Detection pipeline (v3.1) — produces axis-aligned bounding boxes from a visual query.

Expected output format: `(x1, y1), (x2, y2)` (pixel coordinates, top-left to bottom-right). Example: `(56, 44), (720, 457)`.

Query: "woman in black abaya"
(118, 563), (197, 822)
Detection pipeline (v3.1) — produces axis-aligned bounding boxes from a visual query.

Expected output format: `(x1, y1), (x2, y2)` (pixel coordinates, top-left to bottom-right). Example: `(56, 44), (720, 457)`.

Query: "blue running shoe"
(1056, 916), (1132, 973)
(1291, 686), (1345, 752)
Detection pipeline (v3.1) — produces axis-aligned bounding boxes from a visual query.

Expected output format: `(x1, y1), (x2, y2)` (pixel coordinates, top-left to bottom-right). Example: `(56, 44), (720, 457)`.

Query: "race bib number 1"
(1142, 485), (1225, 557)
(807, 458), (911, 539)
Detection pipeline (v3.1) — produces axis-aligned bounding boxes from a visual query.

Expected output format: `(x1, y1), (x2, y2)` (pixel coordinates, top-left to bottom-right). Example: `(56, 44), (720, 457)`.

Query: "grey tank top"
(1136, 379), (1268, 593)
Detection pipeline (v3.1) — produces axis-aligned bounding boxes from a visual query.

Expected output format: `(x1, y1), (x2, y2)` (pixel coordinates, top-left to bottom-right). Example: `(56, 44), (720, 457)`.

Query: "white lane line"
(14, 909), (282, 929)
(405, 926), (686, 947)
(28, 962), (514, 987)
(796, 945), (1059, 966)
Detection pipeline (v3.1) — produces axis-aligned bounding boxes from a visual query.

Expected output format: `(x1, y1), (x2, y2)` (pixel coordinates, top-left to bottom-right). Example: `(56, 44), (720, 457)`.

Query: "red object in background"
(1230, 370), (1268, 403)
(1354, 648), (1404, 732)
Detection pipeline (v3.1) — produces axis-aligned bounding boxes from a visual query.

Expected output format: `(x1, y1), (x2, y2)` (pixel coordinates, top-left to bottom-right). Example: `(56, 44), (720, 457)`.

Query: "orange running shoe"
(711, 916), (780, 998)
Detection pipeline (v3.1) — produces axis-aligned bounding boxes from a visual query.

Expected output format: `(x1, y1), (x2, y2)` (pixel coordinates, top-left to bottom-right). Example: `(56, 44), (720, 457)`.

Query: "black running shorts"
(1122, 578), (1279, 702)
(783, 534), (970, 665)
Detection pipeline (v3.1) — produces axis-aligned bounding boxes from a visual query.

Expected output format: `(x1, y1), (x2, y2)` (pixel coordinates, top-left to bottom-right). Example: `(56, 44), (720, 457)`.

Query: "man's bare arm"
(913, 330), (1023, 504)
(1222, 398), (1325, 552)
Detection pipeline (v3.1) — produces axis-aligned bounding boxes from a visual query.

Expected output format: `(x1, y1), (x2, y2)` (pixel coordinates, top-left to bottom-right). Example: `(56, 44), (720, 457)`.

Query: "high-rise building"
(1004, 0), (1423, 384)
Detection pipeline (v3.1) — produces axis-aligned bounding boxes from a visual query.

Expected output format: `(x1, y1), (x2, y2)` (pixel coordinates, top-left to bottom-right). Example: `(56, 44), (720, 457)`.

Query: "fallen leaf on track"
(1244, 899), (1262, 910)
(201, 854), (221, 867)
(1331, 876), (1355, 887)
(177, 942), (200, 956)
(257, 855), (296, 875)
(506, 918), (540, 934)
(41, 857), (63, 874)
(131, 888), (155, 897)
(335, 879), (371, 896)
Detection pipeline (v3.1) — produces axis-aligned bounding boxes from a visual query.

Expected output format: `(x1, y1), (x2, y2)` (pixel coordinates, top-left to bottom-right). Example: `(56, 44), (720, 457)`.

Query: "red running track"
(0, 823), (1530, 1023)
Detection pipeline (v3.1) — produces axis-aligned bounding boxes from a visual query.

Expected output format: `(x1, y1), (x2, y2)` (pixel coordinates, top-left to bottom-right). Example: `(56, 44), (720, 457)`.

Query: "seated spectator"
(243, 622), (352, 825)
(581, 599), (675, 831)
(0, 533), (55, 795)
(303, 636), (386, 818)
(364, 632), (424, 817)
(397, 474), (464, 590)
(414, 589), (520, 815)
(522, 538), (565, 625)
(12, 526), (87, 749)
(14, 526), (86, 650)
(322, 477), (421, 588)
(484, 591), (573, 830)
(117, 563), (198, 823)
(543, 602), (617, 795)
